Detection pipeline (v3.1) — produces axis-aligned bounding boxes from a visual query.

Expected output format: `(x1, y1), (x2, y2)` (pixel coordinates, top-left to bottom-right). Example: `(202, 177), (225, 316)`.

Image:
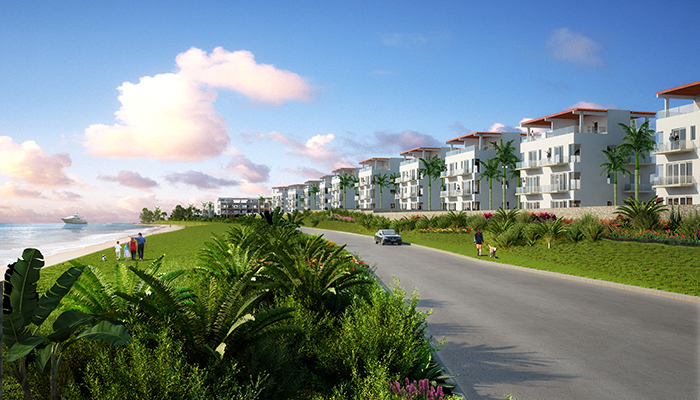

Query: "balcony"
(400, 158), (419, 167)
(622, 183), (654, 193)
(516, 160), (541, 170)
(516, 186), (540, 195)
(652, 175), (695, 187)
(539, 183), (568, 193)
(657, 103), (697, 119)
(653, 140), (695, 154)
(440, 166), (471, 178)
(520, 125), (607, 143)
(540, 155), (568, 167)
(626, 152), (654, 165)
(446, 145), (476, 157)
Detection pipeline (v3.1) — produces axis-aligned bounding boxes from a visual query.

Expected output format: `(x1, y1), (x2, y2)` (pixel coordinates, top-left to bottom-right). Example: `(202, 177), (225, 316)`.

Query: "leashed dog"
(489, 245), (498, 259)
(101, 254), (107, 261)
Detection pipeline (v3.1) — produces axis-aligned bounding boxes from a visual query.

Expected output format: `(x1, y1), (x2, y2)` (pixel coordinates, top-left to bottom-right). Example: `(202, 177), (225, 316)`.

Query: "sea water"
(0, 223), (160, 268)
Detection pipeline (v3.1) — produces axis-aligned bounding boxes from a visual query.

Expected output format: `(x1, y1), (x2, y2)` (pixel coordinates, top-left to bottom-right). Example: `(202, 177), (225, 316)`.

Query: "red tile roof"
(657, 80), (700, 97)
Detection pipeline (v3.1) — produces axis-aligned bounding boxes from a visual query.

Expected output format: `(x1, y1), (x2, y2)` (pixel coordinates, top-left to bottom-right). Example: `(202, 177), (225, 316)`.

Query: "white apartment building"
(271, 186), (287, 211)
(356, 157), (402, 210)
(654, 80), (700, 205)
(396, 147), (448, 211)
(285, 184), (306, 211)
(318, 174), (334, 210)
(518, 108), (656, 209)
(303, 180), (321, 210)
(216, 197), (270, 218)
(441, 132), (523, 211)
(330, 167), (358, 209)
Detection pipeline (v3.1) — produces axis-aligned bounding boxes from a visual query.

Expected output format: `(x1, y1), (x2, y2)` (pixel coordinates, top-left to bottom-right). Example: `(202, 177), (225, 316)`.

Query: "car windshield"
(381, 230), (397, 235)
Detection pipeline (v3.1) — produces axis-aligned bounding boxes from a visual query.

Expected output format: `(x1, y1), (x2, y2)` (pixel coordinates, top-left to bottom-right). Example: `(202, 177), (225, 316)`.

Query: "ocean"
(0, 223), (160, 268)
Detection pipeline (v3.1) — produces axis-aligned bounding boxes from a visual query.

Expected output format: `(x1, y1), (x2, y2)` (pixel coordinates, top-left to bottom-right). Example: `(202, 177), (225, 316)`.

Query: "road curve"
(302, 228), (700, 400)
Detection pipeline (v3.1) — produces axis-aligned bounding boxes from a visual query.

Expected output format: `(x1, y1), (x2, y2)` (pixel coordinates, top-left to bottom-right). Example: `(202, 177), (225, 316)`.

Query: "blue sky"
(1, 0), (698, 222)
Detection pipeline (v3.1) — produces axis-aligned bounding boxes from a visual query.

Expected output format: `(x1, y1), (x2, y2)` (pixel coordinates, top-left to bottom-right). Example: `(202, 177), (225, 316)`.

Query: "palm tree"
(338, 173), (355, 209)
(309, 184), (320, 210)
(507, 169), (521, 209)
(532, 218), (568, 249)
(494, 139), (519, 209)
(417, 155), (446, 210)
(477, 158), (501, 210)
(373, 173), (392, 209)
(617, 120), (656, 201)
(600, 146), (631, 206)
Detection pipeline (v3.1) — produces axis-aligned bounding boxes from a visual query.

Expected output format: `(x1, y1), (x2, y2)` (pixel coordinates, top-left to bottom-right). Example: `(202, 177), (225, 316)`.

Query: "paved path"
(302, 228), (700, 400)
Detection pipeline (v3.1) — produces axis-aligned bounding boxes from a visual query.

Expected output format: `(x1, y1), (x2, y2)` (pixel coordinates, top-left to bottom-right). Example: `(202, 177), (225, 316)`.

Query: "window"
(692, 126), (696, 141)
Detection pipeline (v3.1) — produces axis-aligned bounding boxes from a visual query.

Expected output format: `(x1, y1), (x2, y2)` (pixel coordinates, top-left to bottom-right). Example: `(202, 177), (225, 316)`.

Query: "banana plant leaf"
(33, 264), (87, 328)
(3, 248), (43, 347)
(5, 334), (47, 362)
(47, 309), (95, 343)
(72, 320), (131, 346)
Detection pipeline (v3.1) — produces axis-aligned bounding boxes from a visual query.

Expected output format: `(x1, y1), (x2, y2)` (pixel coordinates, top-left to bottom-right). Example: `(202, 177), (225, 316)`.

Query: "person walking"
(123, 242), (130, 261)
(135, 233), (147, 261)
(129, 237), (138, 261)
(114, 241), (121, 261)
(474, 228), (484, 256)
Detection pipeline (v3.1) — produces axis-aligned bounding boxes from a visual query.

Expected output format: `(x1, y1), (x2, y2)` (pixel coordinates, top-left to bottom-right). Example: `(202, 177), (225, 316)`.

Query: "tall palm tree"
(477, 158), (501, 210)
(417, 155), (446, 210)
(309, 184), (320, 210)
(507, 169), (521, 209)
(618, 120), (656, 201)
(600, 146), (631, 206)
(373, 173), (392, 209)
(350, 175), (360, 209)
(338, 173), (355, 209)
(494, 139), (519, 209)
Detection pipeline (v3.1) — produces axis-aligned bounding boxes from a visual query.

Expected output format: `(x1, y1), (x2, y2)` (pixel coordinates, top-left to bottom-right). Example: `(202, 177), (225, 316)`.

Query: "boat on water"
(61, 213), (88, 224)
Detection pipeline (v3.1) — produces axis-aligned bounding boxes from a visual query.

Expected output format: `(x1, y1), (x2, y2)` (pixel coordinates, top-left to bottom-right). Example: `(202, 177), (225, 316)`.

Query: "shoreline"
(1, 225), (185, 273)
(42, 224), (185, 267)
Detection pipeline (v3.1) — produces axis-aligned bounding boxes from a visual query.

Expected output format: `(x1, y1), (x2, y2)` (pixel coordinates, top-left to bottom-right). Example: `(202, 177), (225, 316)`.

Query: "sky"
(1, 0), (699, 223)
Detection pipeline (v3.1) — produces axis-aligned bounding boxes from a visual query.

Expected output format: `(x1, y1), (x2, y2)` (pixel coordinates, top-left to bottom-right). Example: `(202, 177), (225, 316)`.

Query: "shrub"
(566, 222), (585, 243)
(467, 214), (488, 231)
(582, 222), (606, 242)
(614, 196), (667, 233)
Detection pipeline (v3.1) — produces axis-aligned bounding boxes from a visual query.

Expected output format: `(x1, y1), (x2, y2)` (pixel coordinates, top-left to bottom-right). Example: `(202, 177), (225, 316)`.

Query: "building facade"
(653, 80), (700, 205)
(216, 197), (270, 217)
(356, 157), (402, 210)
(441, 132), (522, 211)
(518, 108), (656, 209)
(395, 147), (448, 211)
(330, 167), (358, 209)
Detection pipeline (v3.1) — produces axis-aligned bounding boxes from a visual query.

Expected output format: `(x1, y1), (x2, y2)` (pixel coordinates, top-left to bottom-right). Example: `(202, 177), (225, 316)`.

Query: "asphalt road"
(302, 228), (700, 400)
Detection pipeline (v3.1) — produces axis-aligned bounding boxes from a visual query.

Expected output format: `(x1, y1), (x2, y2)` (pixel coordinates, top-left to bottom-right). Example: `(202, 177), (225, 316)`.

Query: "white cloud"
(0, 137), (74, 187)
(546, 28), (602, 66)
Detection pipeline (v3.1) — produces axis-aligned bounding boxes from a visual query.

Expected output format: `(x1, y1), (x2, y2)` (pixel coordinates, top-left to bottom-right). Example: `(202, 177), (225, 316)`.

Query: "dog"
(489, 245), (498, 259)
(101, 254), (107, 262)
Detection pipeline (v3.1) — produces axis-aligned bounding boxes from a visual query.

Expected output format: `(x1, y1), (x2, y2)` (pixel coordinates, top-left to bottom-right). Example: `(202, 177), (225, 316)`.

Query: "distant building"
(356, 157), (402, 210)
(216, 197), (270, 218)
(330, 167), (358, 209)
(396, 147), (448, 211)
(654, 80), (700, 205)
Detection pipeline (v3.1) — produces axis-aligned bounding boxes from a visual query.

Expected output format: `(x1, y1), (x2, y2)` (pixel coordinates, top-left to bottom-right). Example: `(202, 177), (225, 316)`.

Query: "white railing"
(446, 144), (476, 157)
(625, 152), (653, 164)
(540, 155), (567, 166)
(516, 186), (540, 194)
(622, 183), (653, 192)
(654, 140), (694, 152)
(516, 160), (541, 169)
(652, 175), (695, 186)
(569, 155), (581, 163)
(440, 189), (465, 197)
(657, 104), (697, 119)
(400, 158), (419, 167)
(440, 166), (471, 178)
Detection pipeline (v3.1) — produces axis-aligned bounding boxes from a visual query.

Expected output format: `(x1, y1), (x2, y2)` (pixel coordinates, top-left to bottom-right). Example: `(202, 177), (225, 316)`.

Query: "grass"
(36, 221), (232, 292)
(310, 220), (700, 297)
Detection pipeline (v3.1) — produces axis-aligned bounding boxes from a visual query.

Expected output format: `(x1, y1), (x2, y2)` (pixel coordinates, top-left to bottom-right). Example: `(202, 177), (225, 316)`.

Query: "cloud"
(50, 191), (82, 201)
(449, 122), (471, 134)
(117, 193), (158, 213)
(239, 181), (271, 196)
(97, 170), (159, 189)
(566, 101), (619, 110)
(283, 166), (328, 179)
(84, 47), (314, 161)
(0, 182), (44, 198)
(177, 47), (314, 104)
(165, 171), (239, 190)
(373, 130), (443, 152)
(546, 28), (602, 66)
(270, 132), (354, 169)
(0, 137), (74, 187)
(227, 155), (270, 183)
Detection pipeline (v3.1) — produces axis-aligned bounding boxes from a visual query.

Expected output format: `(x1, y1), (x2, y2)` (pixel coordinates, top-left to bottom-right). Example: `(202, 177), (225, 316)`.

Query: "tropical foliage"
(617, 120), (656, 201)
(417, 155), (446, 211)
(599, 146), (631, 206)
(494, 139), (519, 209)
(476, 158), (501, 210)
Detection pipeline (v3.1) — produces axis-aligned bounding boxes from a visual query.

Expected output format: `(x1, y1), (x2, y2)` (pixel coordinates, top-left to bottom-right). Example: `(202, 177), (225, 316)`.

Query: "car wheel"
(397, 241), (402, 246)
(381, 239), (385, 245)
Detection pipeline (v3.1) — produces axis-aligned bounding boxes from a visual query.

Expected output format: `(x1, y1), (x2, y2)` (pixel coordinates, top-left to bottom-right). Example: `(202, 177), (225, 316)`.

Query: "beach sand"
(1, 225), (185, 275)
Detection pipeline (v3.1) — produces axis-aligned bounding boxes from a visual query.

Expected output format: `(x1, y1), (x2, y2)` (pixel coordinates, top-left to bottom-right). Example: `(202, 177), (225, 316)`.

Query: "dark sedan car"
(374, 229), (402, 245)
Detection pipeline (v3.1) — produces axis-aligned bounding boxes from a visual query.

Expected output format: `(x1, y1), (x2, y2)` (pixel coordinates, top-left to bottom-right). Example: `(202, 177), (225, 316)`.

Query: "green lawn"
(37, 222), (233, 291)
(309, 220), (700, 297)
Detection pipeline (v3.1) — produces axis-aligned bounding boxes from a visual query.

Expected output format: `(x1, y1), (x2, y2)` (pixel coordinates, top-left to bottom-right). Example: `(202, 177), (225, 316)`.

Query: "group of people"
(114, 233), (147, 261)
(669, 132), (681, 149)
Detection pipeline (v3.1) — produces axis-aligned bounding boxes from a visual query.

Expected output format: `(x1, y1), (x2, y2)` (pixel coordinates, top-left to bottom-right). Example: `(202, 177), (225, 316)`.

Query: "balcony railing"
(521, 125), (607, 143)
(622, 183), (654, 192)
(400, 158), (419, 167)
(440, 166), (471, 178)
(446, 145), (476, 157)
(652, 175), (695, 187)
(516, 160), (541, 169)
(657, 103), (697, 119)
(626, 152), (654, 165)
(540, 155), (567, 167)
(653, 140), (694, 153)
(539, 183), (568, 193)
(516, 186), (540, 195)
(440, 189), (468, 197)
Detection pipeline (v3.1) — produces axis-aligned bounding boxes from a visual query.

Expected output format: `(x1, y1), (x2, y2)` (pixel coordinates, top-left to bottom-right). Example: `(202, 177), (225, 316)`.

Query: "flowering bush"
(483, 212), (493, 220)
(604, 226), (700, 244)
(333, 215), (356, 223)
(389, 378), (444, 400)
(530, 212), (557, 222)
(417, 227), (472, 234)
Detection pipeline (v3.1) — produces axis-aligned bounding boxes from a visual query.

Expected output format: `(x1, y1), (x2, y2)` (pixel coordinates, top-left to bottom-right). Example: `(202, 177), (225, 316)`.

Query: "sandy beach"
(39, 224), (185, 267)
(0, 225), (185, 274)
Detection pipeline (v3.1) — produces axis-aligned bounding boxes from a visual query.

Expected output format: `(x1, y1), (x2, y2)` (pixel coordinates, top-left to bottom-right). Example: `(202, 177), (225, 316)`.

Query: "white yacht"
(61, 213), (88, 224)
